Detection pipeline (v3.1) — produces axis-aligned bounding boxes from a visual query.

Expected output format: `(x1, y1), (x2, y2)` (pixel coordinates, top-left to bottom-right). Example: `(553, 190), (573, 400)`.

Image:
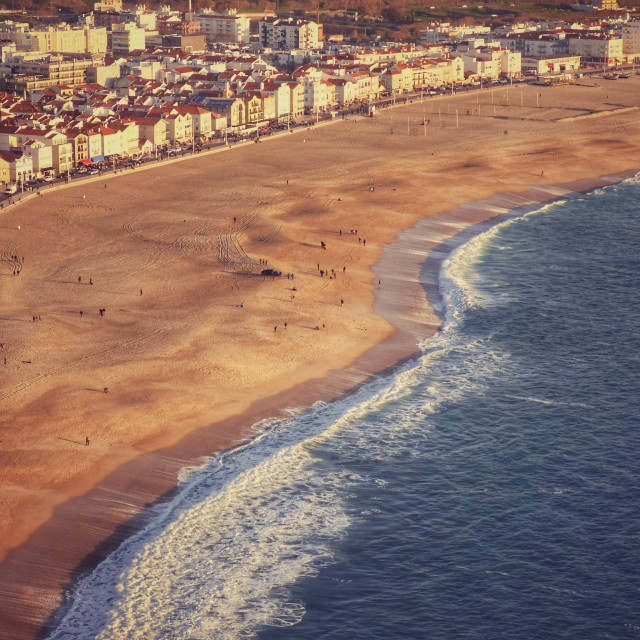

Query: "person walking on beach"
(85, 437), (90, 446)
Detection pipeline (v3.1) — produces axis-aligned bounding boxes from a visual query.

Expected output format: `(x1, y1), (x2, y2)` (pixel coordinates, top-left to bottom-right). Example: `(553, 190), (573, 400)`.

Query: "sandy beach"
(1, 76), (640, 638)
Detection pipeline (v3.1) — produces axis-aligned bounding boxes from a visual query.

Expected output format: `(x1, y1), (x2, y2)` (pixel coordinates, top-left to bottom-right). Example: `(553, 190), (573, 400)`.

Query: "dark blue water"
(48, 177), (640, 640)
(260, 178), (640, 640)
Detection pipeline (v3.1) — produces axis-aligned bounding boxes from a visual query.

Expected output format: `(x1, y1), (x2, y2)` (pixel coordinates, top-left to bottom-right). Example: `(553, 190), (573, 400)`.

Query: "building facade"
(194, 9), (251, 45)
(110, 22), (146, 54)
(258, 17), (320, 51)
(622, 20), (640, 57)
(567, 34), (623, 66)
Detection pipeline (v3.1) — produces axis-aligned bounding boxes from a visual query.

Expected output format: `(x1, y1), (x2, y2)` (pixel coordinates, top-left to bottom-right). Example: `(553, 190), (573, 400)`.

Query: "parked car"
(5, 184), (17, 194)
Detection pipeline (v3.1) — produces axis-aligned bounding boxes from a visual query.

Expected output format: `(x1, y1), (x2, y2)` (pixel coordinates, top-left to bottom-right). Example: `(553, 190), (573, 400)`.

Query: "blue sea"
(47, 176), (640, 640)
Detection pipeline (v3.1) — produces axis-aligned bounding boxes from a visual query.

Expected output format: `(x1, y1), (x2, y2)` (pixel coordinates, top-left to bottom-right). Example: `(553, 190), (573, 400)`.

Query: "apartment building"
(567, 34), (623, 65)
(258, 17), (320, 51)
(410, 56), (465, 88)
(111, 22), (146, 54)
(1, 24), (107, 55)
(420, 23), (491, 45)
(5, 55), (97, 92)
(622, 20), (640, 56)
(194, 9), (251, 45)
(94, 0), (123, 11)
(499, 32), (569, 58)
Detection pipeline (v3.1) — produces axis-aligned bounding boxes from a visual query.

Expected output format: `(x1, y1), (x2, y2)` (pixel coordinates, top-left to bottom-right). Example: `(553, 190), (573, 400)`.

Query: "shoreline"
(1, 79), (639, 639)
(3, 169), (637, 640)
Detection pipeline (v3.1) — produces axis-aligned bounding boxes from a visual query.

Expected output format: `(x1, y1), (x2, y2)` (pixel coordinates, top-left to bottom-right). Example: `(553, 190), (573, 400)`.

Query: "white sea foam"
(48, 345), (449, 640)
(439, 224), (501, 318)
(48, 306), (514, 640)
(435, 195), (578, 327)
(504, 394), (593, 409)
(49, 434), (357, 639)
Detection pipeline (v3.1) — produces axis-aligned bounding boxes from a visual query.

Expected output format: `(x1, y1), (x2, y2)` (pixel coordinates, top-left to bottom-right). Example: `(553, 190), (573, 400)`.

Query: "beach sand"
(1, 77), (639, 638)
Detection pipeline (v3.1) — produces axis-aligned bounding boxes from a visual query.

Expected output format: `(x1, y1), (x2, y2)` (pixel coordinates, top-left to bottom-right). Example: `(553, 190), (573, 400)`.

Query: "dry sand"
(1, 77), (639, 639)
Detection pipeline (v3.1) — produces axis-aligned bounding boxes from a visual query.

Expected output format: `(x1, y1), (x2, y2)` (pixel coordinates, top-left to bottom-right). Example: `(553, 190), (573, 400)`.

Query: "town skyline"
(0, 0), (637, 187)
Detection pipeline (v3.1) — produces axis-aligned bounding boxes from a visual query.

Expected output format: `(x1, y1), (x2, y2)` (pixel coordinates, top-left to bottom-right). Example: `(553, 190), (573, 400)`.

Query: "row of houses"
(2, 15), (639, 104)
(1, 11), (638, 184)
(0, 86), (226, 185)
(0, 44), (470, 184)
(0, 36), (544, 187)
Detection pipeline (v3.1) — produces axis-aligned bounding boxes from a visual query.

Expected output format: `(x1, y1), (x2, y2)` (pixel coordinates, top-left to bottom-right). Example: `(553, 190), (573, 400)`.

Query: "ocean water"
(47, 176), (640, 640)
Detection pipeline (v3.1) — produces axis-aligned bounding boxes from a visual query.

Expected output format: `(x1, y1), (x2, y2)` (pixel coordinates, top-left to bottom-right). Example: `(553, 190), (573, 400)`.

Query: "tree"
(381, 6), (404, 22)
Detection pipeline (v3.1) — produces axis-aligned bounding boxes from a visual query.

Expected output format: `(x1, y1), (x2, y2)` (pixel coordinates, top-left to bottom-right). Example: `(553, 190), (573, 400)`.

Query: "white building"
(194, 9), (251, 45)
(23, 139), (53, 176)
(258, 17), (320, 51)
(456, 50), (501, 80)
(86, 60), (122, 88)
(420, 23), (490, 45)
(109, 120), (140, 155)
(0, 151), (33, 183)
(94, 0), (123, 11)
(118, 5), (158, 31)
(174, 105), (212, 141)
(111, 22), (146, 54)
(300, 73), (329, 112)
(499, 32), (569, 58)
(521, 55), (581, 75)
(567, 34), (623, 66)
(410, 56), (465, 89)
(1, 24), (108, 55)
(328, 77), (357, 106)
(86, 129), (103, 160)
(622, 20), (640, 57)
(258, 80), (292, 118)
(51, 142), (73, 176)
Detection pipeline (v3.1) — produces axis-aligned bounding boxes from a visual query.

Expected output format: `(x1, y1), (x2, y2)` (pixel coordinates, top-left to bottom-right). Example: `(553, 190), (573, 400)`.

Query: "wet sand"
(1, 77), (639, 639)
